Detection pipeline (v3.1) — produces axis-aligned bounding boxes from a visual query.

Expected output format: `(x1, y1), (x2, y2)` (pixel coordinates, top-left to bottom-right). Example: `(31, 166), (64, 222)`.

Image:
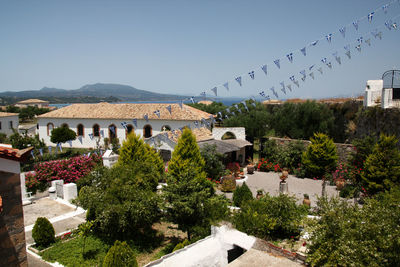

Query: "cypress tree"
(103, 240), (137, 267)
(168, 128), (205, 179)
(361, 134), (400, 194)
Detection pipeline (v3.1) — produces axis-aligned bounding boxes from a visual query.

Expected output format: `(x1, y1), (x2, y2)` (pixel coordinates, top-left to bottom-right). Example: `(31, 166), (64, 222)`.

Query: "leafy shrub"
(220, 176), (236, 192)
(32, 217), (55, 248)
(307, 190), (400, 266)
(276, 141), (305, 172)
(172, 239), (190, 252)
(226, 162), (240, 174)
(103, 240), (137, 267)
(302, 133), (338, 178)
(261, 139), (279, 161)
(233, 182), (253, 207)
(200, 144), (225, 180)
(257, 158), (280, 172)
(233, 193), (308, 239)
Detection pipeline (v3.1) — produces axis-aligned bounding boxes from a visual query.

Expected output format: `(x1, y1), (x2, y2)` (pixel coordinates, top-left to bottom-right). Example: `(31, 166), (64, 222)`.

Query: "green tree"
(302, 133), (338, 179)
(50, 126), (76, 144)
(361, 134), (400, 194)
(9, 131), (45, 149)
(118, 132), (164, 176)
(103, 240), (138, 267)
(168, 128), (205, 179)
(32, 217), (56, 248)
(200, 144), (225, 180)
(307, 190), (400, 266)
(188, 101), (227, 114)
(232, 182), (253, 207)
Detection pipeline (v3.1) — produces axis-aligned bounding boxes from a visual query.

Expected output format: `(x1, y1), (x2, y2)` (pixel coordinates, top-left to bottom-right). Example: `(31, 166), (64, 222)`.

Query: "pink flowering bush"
(26, 154), (102, 194)
(257, 158), (281, 172)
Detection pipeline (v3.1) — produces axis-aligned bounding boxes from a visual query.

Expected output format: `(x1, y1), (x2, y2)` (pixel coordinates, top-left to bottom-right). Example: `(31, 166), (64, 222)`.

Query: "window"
(109, 124), (117, 140)
(77, 124), (84, 136)
(47, 123), (54, 136)
(126, 124), (134, 137)
(9, 121), (13, 129)
(93, 124), (100, 137)
(143, 125), (152, 138)
(161, 125), (171, 131)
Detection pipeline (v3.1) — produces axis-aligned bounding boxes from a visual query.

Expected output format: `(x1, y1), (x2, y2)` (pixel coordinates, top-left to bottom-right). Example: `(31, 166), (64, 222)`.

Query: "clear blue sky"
(1, 0), (400, 99)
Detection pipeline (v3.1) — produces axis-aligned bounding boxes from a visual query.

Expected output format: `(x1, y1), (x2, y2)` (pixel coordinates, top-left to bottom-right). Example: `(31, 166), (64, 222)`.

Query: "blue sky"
(0, 0), (400, 99)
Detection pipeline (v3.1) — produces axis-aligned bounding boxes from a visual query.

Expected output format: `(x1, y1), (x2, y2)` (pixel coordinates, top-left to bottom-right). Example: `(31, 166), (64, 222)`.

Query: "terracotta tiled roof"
(0, 112), (18, 117)
(17, 99), (49, 104)
(38, 103), (212, 121)
(152, 127), (214, 143)
(0, 145), (33, 162)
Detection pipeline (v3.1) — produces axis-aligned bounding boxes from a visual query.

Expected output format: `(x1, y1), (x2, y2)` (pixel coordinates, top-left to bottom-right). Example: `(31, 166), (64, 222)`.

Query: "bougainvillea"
(257, 158), (281, 172)
(26, 154), (102, 193)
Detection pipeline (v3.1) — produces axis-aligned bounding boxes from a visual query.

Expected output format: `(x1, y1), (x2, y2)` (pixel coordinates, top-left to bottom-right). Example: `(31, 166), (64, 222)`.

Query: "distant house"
(37, 102), (213, 148)
(15, 98), (49, 108)
(364, 80), (384, 107)
(0, 112), (18, 136)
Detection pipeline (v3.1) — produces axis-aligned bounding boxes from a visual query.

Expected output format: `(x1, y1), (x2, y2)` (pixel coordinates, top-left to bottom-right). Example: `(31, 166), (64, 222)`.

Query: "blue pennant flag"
(223, 82), (229, 91)
(194, 120), (199, 128)
(309, 65), (315, 71)
(356, 44), (361, 52)
(226, 107), (231, 114)
(309, 72), (315, 80)
(274, 59), (280, 69)
(78, 136), (83, 144)
(300, 47), (306, 56)
(154, 110), (161, 118)
(317, 67), (323, 74)
(109, 125), (115, 134)
(300, 70), (306, 78)
(217, 112), (223, 120)
(100, 130), (104, 137)
(48, 146), (52, 154)
(68, 140), (72, 147)
(286, 53), (293, 63)
(365, 38), (371, 46)
(189, 97), (195, 104)
(327, 62), (332, 69)
(321, 58), (327, 64)
(357, 37), (363, 44)
(333, 52), (341, 64)
(89, 133), (93, 140)
(58, 143), (63, 152)
(132, 118), (137, 128)
(234, 104), (241, 113)
(179, 100), (183, 109)
(121, 121), (128, 130)
(209, 115), (215, 123)
(211, 87), (218, 96)
(261, 65), (268, 76)
(392, 23), (397, 30)
(293, 81), (300, 88)
(368, 12), (374, 22)
(270, 87), (278, 98)
(326, 34), (332, 43)
(353, 20), (359, 31)
(382, 4), (389, 14)
(241, 101), (249, 112)
(339, 27), (346, 38)
(385, 20), (393, 30)
(31, 150), (35, 159)
(311, 40), (318, 46)
(249, 71), (255, 80)
(259, 91), (267, 98)
(144, 114), (149, 122)
(166, 105), (172, 114)
(39, 148), (43, 156)
(287, 84), (292, 92)
(289, 75), (295, 82)
(235, 76), (242, 86)
(345, 50), (351, 59)
(301, 76), (306, 82)
(280, 82), (286, 94)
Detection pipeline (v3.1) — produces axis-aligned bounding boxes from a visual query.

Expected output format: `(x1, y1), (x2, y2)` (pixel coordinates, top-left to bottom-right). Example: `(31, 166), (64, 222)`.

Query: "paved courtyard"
(223, 170), (339, 207)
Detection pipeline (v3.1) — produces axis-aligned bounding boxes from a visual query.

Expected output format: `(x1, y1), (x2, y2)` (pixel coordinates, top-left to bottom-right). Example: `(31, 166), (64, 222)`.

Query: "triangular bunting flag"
(335, 56), (341, 64)
(31, 150), (35, 159)
(78, 136), (83, 144)
(317, 67), (323, 74)
(280, 82), (286, 94)
(327, 62), (332, 69)
(274, 59), (280, 69)
(270, 87), (278, 98)
(261, 65), (268, 76)
(382, 4), (389, 14)
(293, 81), (300, 88)
(286, 53), (293, 63)
(309, 64), (315, 71)
(249, 71), (255, 80)
(68, 140), (72, 147)
(392, 23), (397, 30)
(89, 133), (93, 140)
(300, 70), (306, 78)
(300, 47), (306, 56)
(368, 12), (374, 22)
(235, 76), (242, 86)
(311, 40), (318, 46)
(385, 20), (393, 30)
(132, 118), (137, 128)
(100, 130), (104, 137)
(194, 121), (199, 128)
(58, 143), (63, 152)
(353, 20), (359, 31)
(365, 38), (371, 46)
(189, 97), (195, 104)
(301, 76), (306, 82)
(109, 126), (115, 134)
(309, 72), (315, 79)
(211, 87), (218, 96)
(287, 84), (292, 92)
(345, 50), (351, 59)
(321, 58), (327, 64)
(339, 27), (346, 37)
(357, 37), (363, 44)
(48, 146), (52, 154)
(356, 44), (361, 52)
(223, 82), (229, 91)
(39, 148), (43, 156)
(326, 33), (332, 43)
(144, 114), (149, 122)
(121, 121), (128, 130)
(200, 91), (206, 97)
(289, 75), (295, 82)
(154, 110), (161, 118)
(166, 105), (172, 114)
(179, 101), (183, 109)
(344, 44), (350, 51)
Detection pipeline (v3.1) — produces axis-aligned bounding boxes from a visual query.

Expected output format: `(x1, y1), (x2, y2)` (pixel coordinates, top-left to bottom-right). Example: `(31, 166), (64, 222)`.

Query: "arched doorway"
(109, 124), (117, 140)
(143, 124), (152, 138)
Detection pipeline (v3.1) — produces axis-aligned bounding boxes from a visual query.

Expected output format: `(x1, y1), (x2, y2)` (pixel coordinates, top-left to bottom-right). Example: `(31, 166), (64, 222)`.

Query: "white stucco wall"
(38, 117), (198, 148)
(0, 115), (19, 136)
(364, 80), (383, 107)
(0, 157), (20, 174)
(212, 127), (246, 140)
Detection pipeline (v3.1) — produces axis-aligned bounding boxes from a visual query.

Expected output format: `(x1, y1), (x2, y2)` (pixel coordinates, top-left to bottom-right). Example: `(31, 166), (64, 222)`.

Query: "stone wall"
(212, 127), (246, 140)
(0, 171), (27, 267)
(269, 137), (355, 163)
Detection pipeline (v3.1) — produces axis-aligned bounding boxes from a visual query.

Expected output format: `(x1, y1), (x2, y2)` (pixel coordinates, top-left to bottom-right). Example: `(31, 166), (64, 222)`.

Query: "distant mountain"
(0, 83), (189, 102)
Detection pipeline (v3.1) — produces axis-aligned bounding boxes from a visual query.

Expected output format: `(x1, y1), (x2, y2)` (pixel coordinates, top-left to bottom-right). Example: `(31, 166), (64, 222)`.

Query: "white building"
(37, 102), (213, 148)
(0, 112), (19, 136)
(364, 77), (400, 109)
(15, 98), (49, 108)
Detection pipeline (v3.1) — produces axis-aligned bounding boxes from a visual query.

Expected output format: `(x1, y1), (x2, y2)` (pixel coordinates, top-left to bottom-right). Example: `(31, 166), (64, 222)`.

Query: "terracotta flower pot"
(247, 165), (255, 174)
(303, 198), (311, 207)
(335, 179), (345, 190)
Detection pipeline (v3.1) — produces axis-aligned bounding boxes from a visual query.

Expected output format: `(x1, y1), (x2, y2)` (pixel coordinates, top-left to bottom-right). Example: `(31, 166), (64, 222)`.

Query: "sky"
(0, 0), (400, 99)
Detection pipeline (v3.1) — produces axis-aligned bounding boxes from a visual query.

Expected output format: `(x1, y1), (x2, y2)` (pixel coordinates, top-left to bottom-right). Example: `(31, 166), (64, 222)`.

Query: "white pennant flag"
(261, 65), (267, 76)
(223, 82), (229, 91)
(309, 72), (315, 79)
(211, 87), (218, 96)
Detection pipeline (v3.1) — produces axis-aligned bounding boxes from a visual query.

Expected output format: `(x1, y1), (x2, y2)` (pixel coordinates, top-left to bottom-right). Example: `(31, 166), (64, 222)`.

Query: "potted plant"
(280, 168), (289, 181)
(247, 158), (255, 174)
(335, 178), (345, 190)
(221, 170), (236, 192)
(303, 194), (311, 207)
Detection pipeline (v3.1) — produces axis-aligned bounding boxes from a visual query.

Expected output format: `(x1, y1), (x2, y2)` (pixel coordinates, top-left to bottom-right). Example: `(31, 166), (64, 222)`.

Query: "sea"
(49, 97), (248, 109)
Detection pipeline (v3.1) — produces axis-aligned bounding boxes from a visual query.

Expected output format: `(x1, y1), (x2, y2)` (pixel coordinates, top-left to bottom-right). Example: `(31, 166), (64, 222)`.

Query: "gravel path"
(223, 170), (339, 207)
